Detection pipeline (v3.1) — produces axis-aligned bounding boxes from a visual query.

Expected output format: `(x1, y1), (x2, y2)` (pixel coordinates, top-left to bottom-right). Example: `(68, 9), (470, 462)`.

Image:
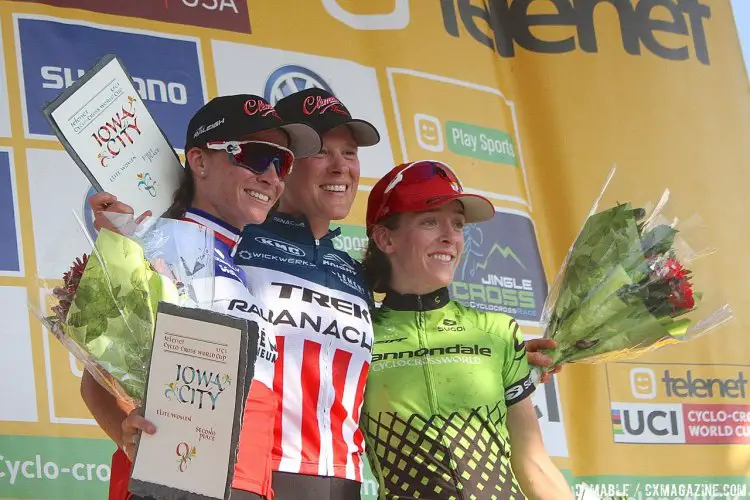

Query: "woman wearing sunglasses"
(360, 160), (572, 500)
(82, 94), (321, 500)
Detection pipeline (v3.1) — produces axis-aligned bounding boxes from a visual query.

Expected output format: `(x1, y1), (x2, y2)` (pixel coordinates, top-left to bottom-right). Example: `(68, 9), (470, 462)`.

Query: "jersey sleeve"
(488, 313), (535, 407)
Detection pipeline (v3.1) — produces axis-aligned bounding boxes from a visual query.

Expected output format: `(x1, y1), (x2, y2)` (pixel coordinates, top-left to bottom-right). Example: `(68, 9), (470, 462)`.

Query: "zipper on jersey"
(313, 237), (334, 475)
(416, 300), (439, 415)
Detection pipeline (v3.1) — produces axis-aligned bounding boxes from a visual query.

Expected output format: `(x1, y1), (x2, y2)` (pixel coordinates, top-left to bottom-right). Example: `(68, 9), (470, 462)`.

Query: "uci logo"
(321, 0), (410, 30)
(264, 66), (334, 105)
(254, 236), (306, 257)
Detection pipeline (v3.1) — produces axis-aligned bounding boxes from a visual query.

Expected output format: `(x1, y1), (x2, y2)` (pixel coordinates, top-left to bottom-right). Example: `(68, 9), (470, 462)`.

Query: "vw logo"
(264, 65), (334, 105)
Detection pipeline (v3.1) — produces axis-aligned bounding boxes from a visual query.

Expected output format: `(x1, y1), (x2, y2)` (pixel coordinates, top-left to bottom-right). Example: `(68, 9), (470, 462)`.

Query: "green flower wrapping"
(62, 228), (179, 403)
(532, 197), (725, 383)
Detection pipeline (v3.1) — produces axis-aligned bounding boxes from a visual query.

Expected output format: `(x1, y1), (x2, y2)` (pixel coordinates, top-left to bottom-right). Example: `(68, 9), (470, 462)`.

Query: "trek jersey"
(108, 208), (279, 500)
(361, 288), (535, 500)
(233, 212), (374, 482)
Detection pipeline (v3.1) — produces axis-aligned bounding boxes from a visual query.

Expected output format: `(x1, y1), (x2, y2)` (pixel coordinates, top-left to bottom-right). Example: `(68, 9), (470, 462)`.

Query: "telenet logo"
(630, 368), (657, 399)
(628, 366), (749, 401)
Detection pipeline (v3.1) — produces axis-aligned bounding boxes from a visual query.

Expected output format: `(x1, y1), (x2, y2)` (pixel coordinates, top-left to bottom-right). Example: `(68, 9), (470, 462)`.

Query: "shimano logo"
(372, 344), (491, 362)
(263, 65), (333, 105)
(323, 253), (356, 273)
(41, 66), (188, 105)
(254, 236), (306, 257)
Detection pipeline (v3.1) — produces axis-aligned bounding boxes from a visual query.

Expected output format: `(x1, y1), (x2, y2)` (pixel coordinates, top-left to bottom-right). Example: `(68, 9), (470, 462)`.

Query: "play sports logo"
(321, 0), (410, 30)
(414, 113), (517, 167)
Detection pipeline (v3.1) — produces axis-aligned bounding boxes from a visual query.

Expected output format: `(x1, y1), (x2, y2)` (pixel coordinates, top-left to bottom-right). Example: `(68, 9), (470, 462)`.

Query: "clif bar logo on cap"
(302, 95), (348, 116)
(244, 98), (279, 118)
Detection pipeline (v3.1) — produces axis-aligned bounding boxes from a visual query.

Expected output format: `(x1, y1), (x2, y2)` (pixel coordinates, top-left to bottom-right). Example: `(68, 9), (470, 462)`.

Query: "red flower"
(662, 258), (688, 280)
(51, 254), (89, 322)
(669, 279), (695, 310)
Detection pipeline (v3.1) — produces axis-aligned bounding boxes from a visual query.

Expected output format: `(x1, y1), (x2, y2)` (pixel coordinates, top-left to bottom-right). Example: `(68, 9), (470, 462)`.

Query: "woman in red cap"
(360, 160), (572, 500)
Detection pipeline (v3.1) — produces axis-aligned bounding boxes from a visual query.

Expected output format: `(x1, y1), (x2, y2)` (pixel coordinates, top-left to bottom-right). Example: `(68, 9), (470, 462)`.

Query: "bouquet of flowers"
(31, 215), (216, 405)
(530, 167), (733, 384)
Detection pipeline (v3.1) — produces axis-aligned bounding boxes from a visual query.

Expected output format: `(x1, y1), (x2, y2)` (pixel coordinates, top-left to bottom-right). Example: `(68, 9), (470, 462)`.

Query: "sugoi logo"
(244, 98), (279, 117)
(263, 65), (333, 105)
(414, 113), (443, 152)
(137, 172), (157, 197)
(505, 378), (532, 401)
(439, 0), (711, 65)
(41, 67), (189, 105)
(322, 0), (410, 30)
(437, 318), (465, 332)
(630, 368), (657, 400)
(323, 253), (356, 273)
(11, 0), (251, 33)
(18, 18), (206, 146)
(254, 236), (306, 257)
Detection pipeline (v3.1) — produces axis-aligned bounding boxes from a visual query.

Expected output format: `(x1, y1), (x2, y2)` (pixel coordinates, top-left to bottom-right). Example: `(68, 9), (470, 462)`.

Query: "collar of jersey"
(182, 207), (241, 249)
(263, 211), (342, 246)
(382, 287), (450, 311)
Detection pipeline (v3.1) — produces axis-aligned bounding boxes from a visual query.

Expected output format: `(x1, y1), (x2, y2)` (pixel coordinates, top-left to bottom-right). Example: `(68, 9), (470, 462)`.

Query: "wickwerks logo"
(452, 212), (547, 323)
(13, 0), (251, 33)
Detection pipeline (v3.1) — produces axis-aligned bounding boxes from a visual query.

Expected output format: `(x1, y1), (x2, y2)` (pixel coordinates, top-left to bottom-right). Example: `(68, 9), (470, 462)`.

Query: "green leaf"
(67, 311), (84, 327)
(85, 315), (109, 342)
(641, 224), (677, 256)
(130, 268), (147, 288)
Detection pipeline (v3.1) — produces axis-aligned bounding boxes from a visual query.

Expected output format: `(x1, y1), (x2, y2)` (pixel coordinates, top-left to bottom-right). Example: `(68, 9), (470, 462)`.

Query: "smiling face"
(374, 201), (466, 295)
(187, 129), (288, 228)
(278, 124), (360, 222)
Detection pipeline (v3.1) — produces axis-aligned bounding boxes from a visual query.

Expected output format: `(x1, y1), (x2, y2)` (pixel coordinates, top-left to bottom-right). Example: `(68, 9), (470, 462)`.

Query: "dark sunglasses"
(206, 140), (295, 179)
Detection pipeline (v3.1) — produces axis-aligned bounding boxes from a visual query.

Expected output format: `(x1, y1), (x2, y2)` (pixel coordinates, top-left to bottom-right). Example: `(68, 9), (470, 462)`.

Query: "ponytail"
(164, 166), (195, 219)
(361, 215), (400, 294)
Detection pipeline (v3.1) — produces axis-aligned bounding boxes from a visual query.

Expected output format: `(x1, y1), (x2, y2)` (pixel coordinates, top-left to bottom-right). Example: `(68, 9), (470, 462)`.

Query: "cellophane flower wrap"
(31, 214), (216, 406)
(530, 167), (733, 384)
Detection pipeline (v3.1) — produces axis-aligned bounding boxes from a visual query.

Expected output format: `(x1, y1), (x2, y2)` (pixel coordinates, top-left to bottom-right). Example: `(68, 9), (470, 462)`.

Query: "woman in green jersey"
(360, 160), (572, 500)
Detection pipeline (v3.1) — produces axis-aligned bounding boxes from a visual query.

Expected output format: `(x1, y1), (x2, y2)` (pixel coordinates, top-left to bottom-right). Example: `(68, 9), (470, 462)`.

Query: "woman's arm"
(507, 398), (573, 500)
(80, 370), (155, 460)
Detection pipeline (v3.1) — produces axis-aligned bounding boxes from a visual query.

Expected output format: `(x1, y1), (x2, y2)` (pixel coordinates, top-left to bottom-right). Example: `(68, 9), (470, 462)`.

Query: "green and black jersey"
(361, 288), (535, 500)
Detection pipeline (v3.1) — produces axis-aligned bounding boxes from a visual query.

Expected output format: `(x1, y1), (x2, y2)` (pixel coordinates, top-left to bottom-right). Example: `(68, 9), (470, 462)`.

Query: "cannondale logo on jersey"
(263, 65), (334, 105)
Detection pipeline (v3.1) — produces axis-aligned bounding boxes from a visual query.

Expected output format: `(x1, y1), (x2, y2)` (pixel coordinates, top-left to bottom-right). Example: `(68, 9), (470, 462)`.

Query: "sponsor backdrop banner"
(0, 0), (748, 498)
